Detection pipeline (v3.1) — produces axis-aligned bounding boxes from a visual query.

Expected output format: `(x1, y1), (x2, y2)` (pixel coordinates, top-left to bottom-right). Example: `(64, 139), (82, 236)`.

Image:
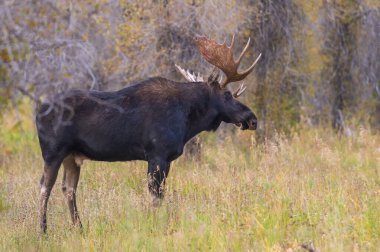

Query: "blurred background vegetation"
(0, 0), (379, 141)
(0, 2), (379, 250)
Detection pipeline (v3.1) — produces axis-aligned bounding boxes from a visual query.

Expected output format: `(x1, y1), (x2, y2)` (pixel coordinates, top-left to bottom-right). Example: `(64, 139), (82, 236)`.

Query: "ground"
(0, 116), (379, 251)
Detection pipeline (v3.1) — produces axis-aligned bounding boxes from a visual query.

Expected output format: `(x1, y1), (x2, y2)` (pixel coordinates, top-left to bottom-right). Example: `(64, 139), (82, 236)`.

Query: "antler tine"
(218, 74), (223, 84)
(237, 85), (247, 97)
(175, 64), (191, 82)
(239, 53), (262, 76)
(175, 64), (204, 82)
(186, 69), (195, 82)
(229, 33), (235, 49)
(233, 82), (247, 98)
(236, 37), (250, 64)
(197, 72), (202, 81)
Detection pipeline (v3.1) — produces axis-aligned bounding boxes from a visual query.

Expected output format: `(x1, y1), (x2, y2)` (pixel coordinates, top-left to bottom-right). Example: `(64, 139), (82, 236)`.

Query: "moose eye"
(224, 91), (233, 100)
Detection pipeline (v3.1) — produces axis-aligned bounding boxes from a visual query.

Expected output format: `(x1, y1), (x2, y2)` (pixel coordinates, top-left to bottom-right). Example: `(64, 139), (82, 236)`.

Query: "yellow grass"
(0, 107), (379, 251)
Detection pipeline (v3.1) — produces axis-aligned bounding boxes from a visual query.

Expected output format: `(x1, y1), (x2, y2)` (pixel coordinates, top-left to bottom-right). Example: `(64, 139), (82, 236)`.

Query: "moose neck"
(183, 84), (221, 142)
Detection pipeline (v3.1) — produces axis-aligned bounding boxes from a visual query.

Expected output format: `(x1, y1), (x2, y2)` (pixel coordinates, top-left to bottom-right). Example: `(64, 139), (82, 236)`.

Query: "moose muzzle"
(236, 116), (257, 130)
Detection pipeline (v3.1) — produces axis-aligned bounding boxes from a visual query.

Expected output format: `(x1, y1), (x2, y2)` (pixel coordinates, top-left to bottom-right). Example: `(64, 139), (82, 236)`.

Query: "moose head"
(176, 34), (261, 130)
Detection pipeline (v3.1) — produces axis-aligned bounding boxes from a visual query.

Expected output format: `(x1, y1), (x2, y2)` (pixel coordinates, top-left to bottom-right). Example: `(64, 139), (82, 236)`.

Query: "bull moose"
(36, 35), (261, 233)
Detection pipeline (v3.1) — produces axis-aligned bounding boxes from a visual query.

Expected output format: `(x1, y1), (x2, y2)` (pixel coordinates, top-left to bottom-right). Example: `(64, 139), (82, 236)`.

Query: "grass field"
(0, 114), (379, 251)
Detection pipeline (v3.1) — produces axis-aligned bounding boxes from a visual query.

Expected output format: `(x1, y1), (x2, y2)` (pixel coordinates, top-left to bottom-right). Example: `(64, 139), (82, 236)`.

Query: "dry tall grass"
(0, 119), (379, 251)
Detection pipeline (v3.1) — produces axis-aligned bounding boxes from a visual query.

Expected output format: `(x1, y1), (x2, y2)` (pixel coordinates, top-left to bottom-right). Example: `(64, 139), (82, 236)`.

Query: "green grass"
(0, 125), (379, 251)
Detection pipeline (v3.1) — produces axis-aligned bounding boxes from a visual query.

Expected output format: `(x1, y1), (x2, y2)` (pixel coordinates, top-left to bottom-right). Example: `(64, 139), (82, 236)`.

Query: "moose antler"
(233, 82), (247, 98)
(175, 64), (204, 82)
(195, 34), (261, 88)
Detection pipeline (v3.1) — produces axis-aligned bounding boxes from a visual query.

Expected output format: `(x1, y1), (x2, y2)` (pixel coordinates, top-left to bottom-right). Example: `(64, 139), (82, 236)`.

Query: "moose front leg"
(147, 158), (170, 206)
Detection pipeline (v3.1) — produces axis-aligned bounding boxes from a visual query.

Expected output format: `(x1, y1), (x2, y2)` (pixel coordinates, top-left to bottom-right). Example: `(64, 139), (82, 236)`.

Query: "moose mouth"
(235, 119), (257, 130)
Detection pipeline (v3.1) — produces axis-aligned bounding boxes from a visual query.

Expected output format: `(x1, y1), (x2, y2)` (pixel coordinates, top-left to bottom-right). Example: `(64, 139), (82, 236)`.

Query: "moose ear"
(207, 67), (222, 88)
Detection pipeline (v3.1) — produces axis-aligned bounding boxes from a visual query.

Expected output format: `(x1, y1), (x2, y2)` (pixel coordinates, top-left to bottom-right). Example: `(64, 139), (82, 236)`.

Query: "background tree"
(245, 0), (306, 142)
(320, 0), (380, 133)
(0, 0), (379, 141)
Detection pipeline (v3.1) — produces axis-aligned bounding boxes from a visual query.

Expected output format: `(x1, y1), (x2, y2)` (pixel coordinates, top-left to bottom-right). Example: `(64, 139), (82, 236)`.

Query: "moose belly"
(72, 138), (147, 162)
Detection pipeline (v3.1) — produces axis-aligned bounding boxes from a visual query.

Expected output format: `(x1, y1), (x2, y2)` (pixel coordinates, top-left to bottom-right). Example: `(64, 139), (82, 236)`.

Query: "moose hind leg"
(62, 155), (82, 227)
(147, 158), (170, 206)
(39, 162), (61, 233)
(61, 169), (67, 194)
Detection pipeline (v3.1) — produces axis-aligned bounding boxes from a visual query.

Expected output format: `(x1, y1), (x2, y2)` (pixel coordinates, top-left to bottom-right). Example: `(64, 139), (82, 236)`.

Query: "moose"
(36, 34), (261, 233)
